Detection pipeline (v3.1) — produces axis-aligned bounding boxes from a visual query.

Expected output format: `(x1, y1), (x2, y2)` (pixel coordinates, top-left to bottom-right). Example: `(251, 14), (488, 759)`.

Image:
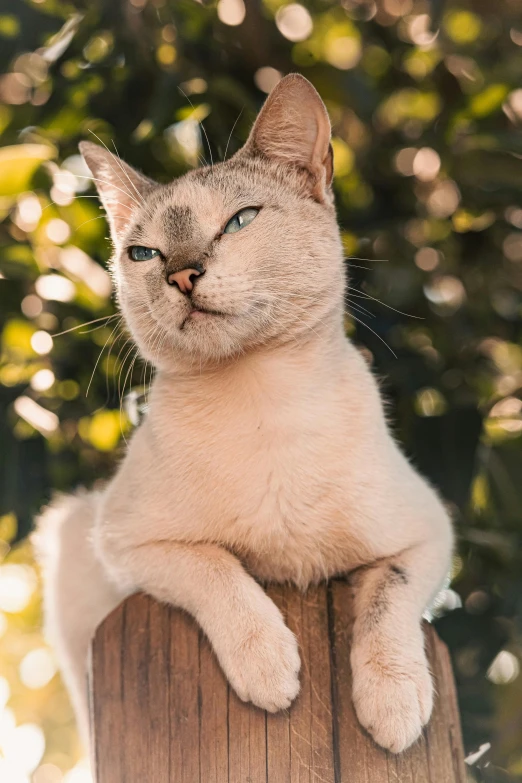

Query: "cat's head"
(80, 74), (344, 369)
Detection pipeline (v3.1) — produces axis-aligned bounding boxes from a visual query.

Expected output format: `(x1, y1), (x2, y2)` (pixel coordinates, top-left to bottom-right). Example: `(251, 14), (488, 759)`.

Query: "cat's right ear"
(238, 74), (334, 203)
(79, 141), (157, 242)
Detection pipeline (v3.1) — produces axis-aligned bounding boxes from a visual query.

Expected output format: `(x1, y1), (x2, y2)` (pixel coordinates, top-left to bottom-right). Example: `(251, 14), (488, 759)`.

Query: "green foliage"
(1, 0), (522, 780)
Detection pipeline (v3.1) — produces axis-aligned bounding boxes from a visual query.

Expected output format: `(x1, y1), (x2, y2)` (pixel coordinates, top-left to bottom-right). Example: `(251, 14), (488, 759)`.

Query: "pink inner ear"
(241, 75), (332, 180)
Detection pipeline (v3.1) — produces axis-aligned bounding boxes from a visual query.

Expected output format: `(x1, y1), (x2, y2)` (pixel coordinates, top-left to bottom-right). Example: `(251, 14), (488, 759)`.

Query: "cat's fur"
(34, 75), (453, 754)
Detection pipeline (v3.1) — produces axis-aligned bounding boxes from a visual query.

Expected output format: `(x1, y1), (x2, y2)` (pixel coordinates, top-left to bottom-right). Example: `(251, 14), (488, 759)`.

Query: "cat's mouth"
(180, 307), (229, 329)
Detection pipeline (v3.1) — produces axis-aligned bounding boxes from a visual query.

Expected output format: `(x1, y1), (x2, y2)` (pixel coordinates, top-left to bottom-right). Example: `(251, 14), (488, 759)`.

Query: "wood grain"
(90, 582), (466, 783)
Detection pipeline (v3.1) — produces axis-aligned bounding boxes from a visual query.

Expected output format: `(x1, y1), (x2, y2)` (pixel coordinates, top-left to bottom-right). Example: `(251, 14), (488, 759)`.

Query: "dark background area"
(1, 0), (522, 779)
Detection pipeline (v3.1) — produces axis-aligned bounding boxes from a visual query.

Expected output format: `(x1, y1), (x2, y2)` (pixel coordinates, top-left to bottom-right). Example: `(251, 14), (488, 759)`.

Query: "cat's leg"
(96, 536), (301, 711)
(34, 492), (126, 747)
(350, 529), (452, 753)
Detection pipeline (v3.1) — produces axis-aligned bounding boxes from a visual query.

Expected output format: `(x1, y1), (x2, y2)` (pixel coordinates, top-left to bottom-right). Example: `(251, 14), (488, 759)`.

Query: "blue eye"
(129, 246), (160, 262)
(223, 207), (259, 235)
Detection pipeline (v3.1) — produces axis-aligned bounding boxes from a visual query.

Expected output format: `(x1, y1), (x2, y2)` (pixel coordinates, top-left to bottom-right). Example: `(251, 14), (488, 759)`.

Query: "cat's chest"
(161, 407), (332, 517)
(150, 405), (368, 580)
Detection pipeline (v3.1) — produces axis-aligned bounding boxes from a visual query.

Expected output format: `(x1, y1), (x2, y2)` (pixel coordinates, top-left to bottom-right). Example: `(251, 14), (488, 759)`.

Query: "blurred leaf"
(469, 85), (510, 118)
(0, 145), (55, 197)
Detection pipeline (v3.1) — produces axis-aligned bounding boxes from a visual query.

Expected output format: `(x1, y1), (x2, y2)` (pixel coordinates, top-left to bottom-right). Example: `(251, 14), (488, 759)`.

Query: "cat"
(34, 74), (453, 755)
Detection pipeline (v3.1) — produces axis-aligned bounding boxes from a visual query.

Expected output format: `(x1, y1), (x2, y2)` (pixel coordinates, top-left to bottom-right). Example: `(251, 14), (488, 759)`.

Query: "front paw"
(220, 614), (301, 712)
(351, 649), (433, 753)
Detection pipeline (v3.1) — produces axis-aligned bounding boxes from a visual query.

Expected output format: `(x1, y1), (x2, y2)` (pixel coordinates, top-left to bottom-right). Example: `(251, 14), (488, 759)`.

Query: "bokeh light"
(30, 331), (54, 355)
(0, 564), (36, 613)
(276, 4), (313, 42)
(30, 369), (55, 392)
(254, 67), (282, 94)
(217, 0), (246, 27)
(35, 276), (76, 303)
(19, 648), (57, 689)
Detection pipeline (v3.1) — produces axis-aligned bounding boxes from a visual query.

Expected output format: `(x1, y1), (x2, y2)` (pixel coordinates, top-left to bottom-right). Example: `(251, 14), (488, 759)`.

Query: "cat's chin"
(164, 313), (247, 365)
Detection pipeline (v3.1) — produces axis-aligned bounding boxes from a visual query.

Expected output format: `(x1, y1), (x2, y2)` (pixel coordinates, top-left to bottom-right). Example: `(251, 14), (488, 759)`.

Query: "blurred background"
(1, 0), (522, 780)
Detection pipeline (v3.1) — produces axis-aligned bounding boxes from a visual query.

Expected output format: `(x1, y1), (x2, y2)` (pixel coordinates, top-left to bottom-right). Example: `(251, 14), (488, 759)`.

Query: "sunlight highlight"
(13, 396), (59, 436)
(0, 564), (37, 613)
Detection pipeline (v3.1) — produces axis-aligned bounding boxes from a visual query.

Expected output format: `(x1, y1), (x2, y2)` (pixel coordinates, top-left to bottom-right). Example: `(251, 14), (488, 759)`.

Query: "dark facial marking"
(126, 222), (150, 245)
(161, 205), (195, 241)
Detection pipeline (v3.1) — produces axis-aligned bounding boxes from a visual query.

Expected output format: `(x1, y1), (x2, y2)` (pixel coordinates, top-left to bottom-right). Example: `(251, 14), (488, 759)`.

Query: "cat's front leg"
(97, 534), (300, 712)
(349, 528), (452, 753)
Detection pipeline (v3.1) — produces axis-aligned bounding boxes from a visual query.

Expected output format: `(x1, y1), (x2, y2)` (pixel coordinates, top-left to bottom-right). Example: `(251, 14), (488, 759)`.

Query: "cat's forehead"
(133, 161), (274, 246)
(148, 176), (221, 227)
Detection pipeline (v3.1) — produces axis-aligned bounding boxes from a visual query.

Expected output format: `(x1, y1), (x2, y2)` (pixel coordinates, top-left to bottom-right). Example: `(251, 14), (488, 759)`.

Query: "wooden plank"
(167, 600), (200, 782)
(227, 683), (267, 783)
(90, 583), (466, 783)
(329, 580), (467, 783)
(89, 597), (127, 781)
(266, 584), (292, 783)
(269, 584), (336, 783)
(198, 630), (229, 783)
(329, 580), (390, 783)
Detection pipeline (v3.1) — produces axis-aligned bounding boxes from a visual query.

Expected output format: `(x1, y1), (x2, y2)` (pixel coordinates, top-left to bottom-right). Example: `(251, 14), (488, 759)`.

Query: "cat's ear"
(79, 141), (157, 241)
(240, 74), (333, 202)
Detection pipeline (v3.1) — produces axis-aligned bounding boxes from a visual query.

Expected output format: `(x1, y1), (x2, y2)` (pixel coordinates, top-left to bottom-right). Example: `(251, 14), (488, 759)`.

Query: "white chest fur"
(101, 345), (397, 586)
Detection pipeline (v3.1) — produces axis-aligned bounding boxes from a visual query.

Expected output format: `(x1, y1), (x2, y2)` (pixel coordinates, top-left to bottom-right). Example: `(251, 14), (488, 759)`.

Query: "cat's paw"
(351, 652), (433, 753)
(221, 615), (301, 712)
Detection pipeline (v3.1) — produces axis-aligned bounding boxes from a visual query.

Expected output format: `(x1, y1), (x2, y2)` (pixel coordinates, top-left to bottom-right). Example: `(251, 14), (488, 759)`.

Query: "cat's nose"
(167, 265), (205, 294)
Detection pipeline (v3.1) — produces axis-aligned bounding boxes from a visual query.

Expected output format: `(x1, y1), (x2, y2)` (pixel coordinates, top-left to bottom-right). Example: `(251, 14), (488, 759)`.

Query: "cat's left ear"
(239, 74), (333, 203)
(79, 141), (158, 242)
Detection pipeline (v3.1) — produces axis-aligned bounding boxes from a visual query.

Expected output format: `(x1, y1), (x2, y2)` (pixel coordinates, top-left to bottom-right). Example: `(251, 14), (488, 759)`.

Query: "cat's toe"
(352, 660), (433, 754)
(226, 620), (301, 713)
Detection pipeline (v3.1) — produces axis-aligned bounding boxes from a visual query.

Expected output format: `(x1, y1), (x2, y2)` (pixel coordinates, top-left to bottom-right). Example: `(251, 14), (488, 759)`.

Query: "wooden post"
(90, 581), (466, 782)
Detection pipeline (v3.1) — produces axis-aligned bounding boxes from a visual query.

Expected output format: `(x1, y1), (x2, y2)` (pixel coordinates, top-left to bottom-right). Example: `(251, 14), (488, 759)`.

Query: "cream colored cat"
(35, 74), (453, 755)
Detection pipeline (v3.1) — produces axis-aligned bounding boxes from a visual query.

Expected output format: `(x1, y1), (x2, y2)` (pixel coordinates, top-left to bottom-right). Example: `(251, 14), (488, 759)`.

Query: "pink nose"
(167, 266), (204, 294)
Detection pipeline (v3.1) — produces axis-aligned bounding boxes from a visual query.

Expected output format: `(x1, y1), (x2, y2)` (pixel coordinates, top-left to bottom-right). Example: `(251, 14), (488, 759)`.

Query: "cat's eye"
(129, 246), (161, 262)
(223, 207), (259, 235)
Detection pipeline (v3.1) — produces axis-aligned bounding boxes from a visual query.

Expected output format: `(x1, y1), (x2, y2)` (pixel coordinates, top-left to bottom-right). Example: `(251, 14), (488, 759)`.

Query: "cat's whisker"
(52, 314), (119, 337)
(86, 319), (125, 398)
(112, 336), (135, 393)
(41, 194), (122, 214)
(346, 287), (422, 320)
(349, 312), (398, 358)
(119, 348), (140, 424)
(347, 256), (389, 263)
(78, 319), (121, 335)
(178, 87), (214, 171)
(145, 323), (166, 366)
(140, 354), (150, 399)
(111, 137), (146, 206)
(75, 214), (108, 231)
(73, 174), (141, 208)
(117, 343), (138, 408)
(102, 328), (127, 406)
(344, 296), (375, 319)
(119, 346), (141, 445)
(224, 108), (244, 162)
(347, 301), (376, 319)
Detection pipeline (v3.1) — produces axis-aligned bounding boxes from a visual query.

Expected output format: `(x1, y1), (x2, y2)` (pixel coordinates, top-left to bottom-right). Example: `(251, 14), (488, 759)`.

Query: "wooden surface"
(90, 581), (466, 783)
